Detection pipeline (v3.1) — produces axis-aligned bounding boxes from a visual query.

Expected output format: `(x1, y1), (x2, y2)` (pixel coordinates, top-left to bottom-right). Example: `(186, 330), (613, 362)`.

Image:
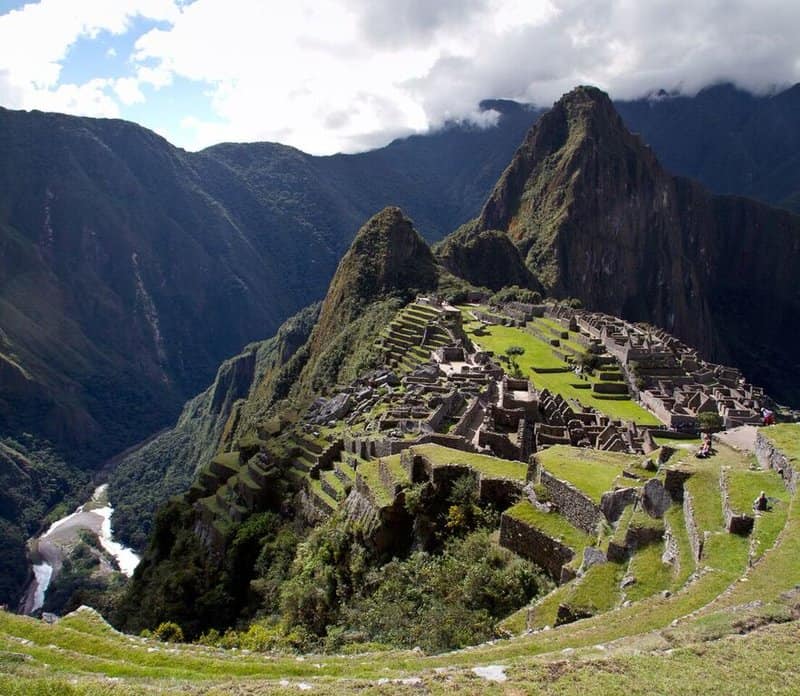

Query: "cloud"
(1, 0), (799, 153)
(0, 0), (179, 115)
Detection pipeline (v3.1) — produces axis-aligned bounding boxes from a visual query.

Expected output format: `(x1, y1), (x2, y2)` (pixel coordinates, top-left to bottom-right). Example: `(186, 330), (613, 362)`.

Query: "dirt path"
(715, 425), (758, 453)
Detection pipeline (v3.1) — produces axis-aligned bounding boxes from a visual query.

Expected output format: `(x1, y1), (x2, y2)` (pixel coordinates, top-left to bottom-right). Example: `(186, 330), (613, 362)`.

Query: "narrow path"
(715, 425), (758, 453)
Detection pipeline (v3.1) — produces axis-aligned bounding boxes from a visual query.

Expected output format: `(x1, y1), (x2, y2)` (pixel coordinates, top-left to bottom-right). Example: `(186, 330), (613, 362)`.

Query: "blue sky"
(1, 0), (798, 154)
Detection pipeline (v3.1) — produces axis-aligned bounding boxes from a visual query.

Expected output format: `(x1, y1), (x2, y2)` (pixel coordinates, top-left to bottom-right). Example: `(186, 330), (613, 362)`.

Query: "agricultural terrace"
(536, 445), (653, 502)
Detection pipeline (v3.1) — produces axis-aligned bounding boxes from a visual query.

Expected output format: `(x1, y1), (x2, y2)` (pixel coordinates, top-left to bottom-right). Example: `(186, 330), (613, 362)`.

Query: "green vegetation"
(536, 445), (644, 503)
(461, 317), (661, 424)
(625, 542), (672, 602)
(564, 561), (625, 616)
(505, 501), (594, 550)
(761, 423), (800, 461)
(411, 444), (528, 481)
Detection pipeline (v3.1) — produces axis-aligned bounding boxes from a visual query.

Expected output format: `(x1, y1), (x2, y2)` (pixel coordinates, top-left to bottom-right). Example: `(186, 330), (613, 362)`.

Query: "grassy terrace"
(760, 423), (800, 461)
(460, 309), (661, 425)
(726, 468), (786, 515)
(566, 561), (625, 614)
(356, 460), (395, 508)
(410, 443), (528, 481)
(505, 500), (594, 550)
(625, 542), (672, 602)
(1, 429), (797, 692)
(536, 445), (647, 503)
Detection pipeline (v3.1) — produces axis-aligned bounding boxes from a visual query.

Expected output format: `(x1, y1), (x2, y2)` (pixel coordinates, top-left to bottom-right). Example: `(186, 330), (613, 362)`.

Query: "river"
(19, 484), (140, 614)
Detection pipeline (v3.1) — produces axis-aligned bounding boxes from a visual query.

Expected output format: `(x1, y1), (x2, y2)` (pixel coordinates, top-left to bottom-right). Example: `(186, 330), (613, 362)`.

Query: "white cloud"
(0, 0), (179, 114)
(113, 76), (145, 105)
(1, 0), (799, 153)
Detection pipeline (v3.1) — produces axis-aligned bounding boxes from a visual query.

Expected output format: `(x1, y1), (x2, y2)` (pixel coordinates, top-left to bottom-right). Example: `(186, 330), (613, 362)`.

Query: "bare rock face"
(470, 86), (800, 403)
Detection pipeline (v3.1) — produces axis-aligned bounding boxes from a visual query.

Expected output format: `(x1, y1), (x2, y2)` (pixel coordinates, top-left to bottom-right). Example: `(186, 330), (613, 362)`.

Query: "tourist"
(761, 408), (775, 426)
(753, 490), (769, 512)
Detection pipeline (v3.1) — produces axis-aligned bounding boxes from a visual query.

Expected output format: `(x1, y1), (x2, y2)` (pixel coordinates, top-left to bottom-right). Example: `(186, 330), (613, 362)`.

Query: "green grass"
(383, 454), (411, 486)
(410, 443), (528, 481)
(761, 423), (800, 461)
(356, 460), (394, 508)
(726, 468), (784, 515)
(625, 542), (672, 602)
(461, 316), (661, 425)
(664, 503), (695, 590)
(504, 501), (594, 550)
(564, 561), (625, 615)
(611, 503), (635, 545)
(537, 445), (643, 503)
(1, 427), (798, 694)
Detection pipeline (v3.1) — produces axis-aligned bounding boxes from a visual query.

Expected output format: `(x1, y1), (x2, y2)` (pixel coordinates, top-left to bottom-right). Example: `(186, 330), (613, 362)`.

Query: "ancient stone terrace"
(550, 305), (771, 431)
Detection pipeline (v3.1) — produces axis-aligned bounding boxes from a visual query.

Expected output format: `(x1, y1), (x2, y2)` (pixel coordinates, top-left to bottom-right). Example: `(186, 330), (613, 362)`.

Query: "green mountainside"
(0, 103), (538, 605)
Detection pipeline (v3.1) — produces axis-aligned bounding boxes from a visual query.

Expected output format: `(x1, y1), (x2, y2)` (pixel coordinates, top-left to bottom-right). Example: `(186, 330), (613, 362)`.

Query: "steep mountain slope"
(108, 304), (319, 550)
(616, 83), (800, 214)
(0, 103), (535, 605)
(458, 86), (800, 404)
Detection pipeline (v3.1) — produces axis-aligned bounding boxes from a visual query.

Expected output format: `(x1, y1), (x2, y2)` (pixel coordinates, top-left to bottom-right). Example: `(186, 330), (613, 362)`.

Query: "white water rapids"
(24, 484), (140, 614)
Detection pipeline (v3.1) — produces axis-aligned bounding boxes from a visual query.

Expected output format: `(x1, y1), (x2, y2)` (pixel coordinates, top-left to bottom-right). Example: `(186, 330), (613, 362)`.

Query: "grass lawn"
(356, 460), (394, 508)
(565, 561), (625, 614)
(625, 542), (672, 602)
(537, 445), (644, 502)
(504, 500), (594, 550)
(460, 314), (661, 425)
(761, 423), (800, 461)
(410, 443), (528, 481)
(664, 503), (696, 590)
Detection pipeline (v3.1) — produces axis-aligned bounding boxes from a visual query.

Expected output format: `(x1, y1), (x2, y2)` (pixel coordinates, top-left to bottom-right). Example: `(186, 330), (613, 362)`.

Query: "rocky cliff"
(466, 86), (800, 403)
(108, 304), (319, 549)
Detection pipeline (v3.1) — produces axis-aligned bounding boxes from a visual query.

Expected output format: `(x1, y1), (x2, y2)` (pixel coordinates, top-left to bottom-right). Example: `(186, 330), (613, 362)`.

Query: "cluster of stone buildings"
(303, 300), (655, 466)
(549, 306), (770, 431)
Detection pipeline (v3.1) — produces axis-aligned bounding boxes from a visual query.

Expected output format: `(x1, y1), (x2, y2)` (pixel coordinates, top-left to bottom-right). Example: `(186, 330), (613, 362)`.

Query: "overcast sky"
(1, 0), (798, 154)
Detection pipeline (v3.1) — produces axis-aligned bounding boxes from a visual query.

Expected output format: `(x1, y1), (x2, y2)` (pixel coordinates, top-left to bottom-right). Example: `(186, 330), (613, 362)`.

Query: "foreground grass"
(2, 436), (797, 693)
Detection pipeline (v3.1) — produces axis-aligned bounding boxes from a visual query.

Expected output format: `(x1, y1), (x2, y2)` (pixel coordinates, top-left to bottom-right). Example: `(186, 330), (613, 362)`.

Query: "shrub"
(697, 412), (724, 433)
(154, 621), (184, 643)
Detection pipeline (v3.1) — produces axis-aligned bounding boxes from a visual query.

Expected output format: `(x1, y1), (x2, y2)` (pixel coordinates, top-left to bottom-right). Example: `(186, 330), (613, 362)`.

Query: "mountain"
(0, 103), (539, 604)
(448, 86), (800, 404)
(616, 83), (800, 214)
(4, 82), (800, 607)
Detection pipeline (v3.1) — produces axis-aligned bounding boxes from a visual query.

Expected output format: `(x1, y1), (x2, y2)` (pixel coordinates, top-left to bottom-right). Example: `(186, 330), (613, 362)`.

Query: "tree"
(505, 346), (525, 377)
(696, 412), (723, 433)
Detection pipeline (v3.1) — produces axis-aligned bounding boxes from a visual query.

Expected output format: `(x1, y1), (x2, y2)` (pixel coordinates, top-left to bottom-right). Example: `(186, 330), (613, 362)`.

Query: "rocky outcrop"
(436, 227), (538, 291)
(108, 305), (318, 549)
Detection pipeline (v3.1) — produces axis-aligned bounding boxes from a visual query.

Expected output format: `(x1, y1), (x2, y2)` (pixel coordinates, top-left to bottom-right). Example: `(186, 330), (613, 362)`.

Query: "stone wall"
(755, 431), (798, 494)
(499, 513), (575, 582)
(452, 397), (484, 438)
(719, 469), (755, 535)
(683, 490), (704, 561)
(539, 470), (603, 534)
(478, 429), (521, 460)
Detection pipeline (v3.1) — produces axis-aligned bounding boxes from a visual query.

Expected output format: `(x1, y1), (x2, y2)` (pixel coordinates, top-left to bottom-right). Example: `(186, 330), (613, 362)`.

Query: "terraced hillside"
(375, 302), (453, 374)
(1, 425), (798, 693)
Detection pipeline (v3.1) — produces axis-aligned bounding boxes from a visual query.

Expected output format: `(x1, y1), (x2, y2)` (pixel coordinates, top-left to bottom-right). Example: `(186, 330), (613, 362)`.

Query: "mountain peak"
(475, 85), (661, 281)
(308, 207), (438, 356)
